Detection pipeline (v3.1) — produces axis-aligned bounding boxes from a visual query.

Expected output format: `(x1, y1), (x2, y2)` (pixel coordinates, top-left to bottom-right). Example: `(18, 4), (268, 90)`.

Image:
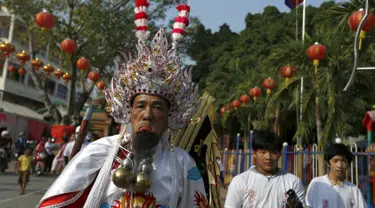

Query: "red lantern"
(43, 64), (54, 77)
(231, 100), (241, 110)
(31, 58), (44, 70)
(63, 73), (72, 84)
(61, 39), (77, 54)
(0, 42), (15, 57)
(225, 104), (232, 112)
(76, 57), (90, 72)
(18, 68), (25, 76)
(8, 65), (16, 73)
(307, 42), (326, 73)
(54, 69), (64, 80)
(220, 107), (226, 114)
(16, 51), (30, 65)
(263, 77), (276, 96)
(35, 10), (56, 30)
(88, 71), (100, 82)
(96, 80), (106, 91)
(280, 65), (296, 86)
(349, 8), (375, 50)
(249, 87), (262, 101)
(240, 94), (250, 104)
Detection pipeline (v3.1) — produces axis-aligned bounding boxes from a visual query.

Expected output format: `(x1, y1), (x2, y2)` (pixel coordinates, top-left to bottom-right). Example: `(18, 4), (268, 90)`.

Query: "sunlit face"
(328, 155), (349, 178)
(253, 149), (281, 174)
(131, 94), (169, 137)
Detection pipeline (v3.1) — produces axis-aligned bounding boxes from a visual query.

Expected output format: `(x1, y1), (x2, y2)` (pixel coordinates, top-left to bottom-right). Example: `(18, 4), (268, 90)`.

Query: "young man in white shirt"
(225, 131), (306, 208)
(306, 143), (367, 208)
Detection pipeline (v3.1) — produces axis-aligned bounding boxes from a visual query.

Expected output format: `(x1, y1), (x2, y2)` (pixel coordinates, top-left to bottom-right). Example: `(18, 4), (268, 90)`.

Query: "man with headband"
(37, 1), (208, 207)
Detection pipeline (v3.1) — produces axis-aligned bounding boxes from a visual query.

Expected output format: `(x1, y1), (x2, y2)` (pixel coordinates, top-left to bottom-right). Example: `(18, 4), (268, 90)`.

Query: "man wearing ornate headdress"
(37, 1), (208, 208)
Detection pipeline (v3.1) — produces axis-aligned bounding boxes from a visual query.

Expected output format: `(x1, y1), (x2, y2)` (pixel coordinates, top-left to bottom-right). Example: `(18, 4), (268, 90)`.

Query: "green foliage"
(187, 0), (375, 144)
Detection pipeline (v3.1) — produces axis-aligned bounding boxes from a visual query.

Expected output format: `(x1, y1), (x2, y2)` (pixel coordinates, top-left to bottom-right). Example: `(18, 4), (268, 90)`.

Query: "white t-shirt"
(306, 175), (367, 208)
(44, 142), (56, 155)
(225, 166), (306, 208)
(62, 140), (89, 157)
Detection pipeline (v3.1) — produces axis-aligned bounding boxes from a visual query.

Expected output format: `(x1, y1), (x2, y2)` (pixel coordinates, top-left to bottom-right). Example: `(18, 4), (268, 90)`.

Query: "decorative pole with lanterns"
(307, 42), (326, 177)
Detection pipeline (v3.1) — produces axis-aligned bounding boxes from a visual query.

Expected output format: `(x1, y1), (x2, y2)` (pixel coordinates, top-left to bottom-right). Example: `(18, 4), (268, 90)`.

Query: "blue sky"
(165, 0), (346, 32)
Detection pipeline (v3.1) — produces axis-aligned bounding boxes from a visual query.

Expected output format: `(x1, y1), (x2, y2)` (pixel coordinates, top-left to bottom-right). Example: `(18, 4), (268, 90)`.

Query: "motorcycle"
(35, 151), (47, 176)
(0, 148), (8, 172)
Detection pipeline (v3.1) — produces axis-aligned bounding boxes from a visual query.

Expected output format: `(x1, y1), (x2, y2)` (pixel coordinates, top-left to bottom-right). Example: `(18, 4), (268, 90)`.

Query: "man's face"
(253, 149), (281, 173)
(131, 94), (169, 137)
(328, 155), (349, 178)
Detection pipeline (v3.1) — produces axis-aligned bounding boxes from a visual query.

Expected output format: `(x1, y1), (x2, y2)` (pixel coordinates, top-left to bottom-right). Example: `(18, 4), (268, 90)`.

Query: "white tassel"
(83, 138), (120, 208)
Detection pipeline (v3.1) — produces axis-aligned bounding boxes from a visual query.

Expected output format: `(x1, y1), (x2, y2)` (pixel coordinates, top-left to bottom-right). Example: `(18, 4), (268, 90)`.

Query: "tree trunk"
(314, 71), (324, 176)
(66, 54), (77, 123)
(274, 106), (280, 135)
(27, 28), (62, 123)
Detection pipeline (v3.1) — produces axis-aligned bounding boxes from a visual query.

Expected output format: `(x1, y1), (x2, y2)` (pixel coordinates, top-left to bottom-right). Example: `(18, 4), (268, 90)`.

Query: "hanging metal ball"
(140, 163), (153, 174)
(122, 157), (133, 170)
(134, 173), (152, 193)
(112, 167), (135, 189)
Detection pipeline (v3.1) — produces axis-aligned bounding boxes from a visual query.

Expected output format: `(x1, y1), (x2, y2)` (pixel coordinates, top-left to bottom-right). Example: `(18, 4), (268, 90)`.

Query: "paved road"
(0, 162), (56, 208)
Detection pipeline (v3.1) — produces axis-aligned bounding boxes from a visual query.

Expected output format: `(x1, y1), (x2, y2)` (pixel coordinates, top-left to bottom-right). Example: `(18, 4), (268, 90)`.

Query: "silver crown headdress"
(105, 1), (199, 130)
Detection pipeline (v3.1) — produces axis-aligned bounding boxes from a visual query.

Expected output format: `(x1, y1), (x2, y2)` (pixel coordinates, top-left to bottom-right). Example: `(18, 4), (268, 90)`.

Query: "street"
(0, 162), (56, 208)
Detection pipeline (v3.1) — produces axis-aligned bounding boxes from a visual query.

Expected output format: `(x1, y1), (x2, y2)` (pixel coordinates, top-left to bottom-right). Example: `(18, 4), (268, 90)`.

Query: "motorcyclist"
(0, 130), (12, 171)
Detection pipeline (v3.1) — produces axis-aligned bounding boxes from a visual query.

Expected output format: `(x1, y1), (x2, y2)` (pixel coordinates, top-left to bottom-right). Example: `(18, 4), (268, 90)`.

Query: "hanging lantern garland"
(61, 39), (77, 54)
(76, 57), (89, 73)
(35, 10), (56, 31)
(88, 71), (100, 82)
(18, 68), (25, 76)
(280, 65), (296, 87)
(0, 42), (15, 58)
(31, 58), (44, 70)
(307, 42), (326, 73)
(240, 94), (250, 105)
(63, 73), (72, 84)
(249, 87), (261, 101)
(16, 51), (30, 65)
(54, 69), (64, 80)
(262, 78), (276, 97)
(231, 99), (241, 111)
(220, 106), (226, 115)
(43, 64), (54, 77)
(8, 65), (16, 73)
(96, 80), (106, 91)
(348, 8), (375, 50)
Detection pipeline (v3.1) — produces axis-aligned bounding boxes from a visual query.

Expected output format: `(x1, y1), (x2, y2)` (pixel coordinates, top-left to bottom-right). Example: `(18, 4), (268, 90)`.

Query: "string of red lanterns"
(35, 10), (56, 31)
(307, 42), (326, 73)
(0, 42), (15, 57)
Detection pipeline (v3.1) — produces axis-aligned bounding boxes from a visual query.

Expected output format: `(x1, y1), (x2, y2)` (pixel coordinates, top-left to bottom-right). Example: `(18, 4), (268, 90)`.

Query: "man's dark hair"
(324, 143), (353, 164)
(252, 131), (283, 152)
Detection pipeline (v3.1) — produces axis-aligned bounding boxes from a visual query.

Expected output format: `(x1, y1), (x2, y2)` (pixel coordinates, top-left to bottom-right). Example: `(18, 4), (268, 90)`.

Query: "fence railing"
(222, 133), (375, 207)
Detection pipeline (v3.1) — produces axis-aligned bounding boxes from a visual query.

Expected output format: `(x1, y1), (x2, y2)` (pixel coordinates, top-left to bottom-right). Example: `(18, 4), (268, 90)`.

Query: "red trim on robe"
(38, 148), (129, 207)
(39, 183), (93, 208)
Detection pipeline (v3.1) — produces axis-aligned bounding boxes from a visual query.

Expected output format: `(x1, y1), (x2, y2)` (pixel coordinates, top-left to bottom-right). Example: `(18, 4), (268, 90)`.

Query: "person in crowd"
(15, 147), (34, 195)
(15, 132), (27, 159)
(305, 143), (367, 208)
(225, 131), (305, 208)
(44, 137), (56, 172)
(50, 136), (68, 175)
